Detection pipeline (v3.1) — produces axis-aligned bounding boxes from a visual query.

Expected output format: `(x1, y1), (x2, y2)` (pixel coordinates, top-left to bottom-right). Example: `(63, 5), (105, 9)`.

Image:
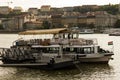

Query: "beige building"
(2, 14), (35, 31)
(24, 14), (37, 22)
(63, 7), (74, 12)
(78, 16), (87, 24)
(62, 16), (78, 27)
(2, 17), (24, 31)
(28, 8), (38, 15)
(95, 11), (117, 27)
(51, 14), (62, 28)
(12, 6), (23, 13)
(25, 21), (42, 30)
(0, 6), (11, 14)
(82, 5), (99, 9)
(41, 5), (51, 12)
(87, 16), (95, 25)
(51, 7), (63, 12)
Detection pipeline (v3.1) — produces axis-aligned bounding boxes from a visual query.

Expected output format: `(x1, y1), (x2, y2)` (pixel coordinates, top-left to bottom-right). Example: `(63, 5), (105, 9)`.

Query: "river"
(0, 34), (119, 80)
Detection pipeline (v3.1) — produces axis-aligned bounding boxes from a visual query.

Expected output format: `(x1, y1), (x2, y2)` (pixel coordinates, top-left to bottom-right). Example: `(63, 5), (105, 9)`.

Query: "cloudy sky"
(0, 0), (119, 10)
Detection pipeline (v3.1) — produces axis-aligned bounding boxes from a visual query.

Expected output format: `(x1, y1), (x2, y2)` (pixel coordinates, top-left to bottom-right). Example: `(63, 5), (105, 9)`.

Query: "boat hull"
(0, 60), (76, 70)
(77, 53), (113, 63)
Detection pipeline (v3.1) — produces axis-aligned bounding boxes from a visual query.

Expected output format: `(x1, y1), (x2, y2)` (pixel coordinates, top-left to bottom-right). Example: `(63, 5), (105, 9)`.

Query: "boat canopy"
(19, 28), (67, 35)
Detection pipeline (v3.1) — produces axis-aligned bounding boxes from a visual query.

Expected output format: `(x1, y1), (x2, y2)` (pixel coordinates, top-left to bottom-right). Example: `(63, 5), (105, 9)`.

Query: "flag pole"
(108, 41), (114, 53)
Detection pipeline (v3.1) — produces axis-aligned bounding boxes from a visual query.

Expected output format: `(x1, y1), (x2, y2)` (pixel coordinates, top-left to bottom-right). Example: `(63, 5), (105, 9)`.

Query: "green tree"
(0, 24), (4, 30)
(88, 23), (95, 29)
(114, 19), (120, 28)
(23, 23), (27, 30)
(42, 21), (51, 29)
(99, 4), (119, 15)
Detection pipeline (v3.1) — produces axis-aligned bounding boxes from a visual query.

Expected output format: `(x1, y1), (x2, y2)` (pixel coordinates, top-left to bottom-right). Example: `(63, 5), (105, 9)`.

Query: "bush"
(0, 24), (4, 30)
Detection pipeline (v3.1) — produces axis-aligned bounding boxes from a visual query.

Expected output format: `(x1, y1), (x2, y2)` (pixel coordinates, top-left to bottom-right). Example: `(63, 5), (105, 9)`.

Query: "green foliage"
(23, 23), (27, 29)
(114, 19), (120, 28)
(99, 4), (119, 15)
(42, 21), (51, 29)
(0, 24), (4, 30)
(88, 23), (95, 29)
(73, 4), (119, 15)
(74, 7), (97, 13)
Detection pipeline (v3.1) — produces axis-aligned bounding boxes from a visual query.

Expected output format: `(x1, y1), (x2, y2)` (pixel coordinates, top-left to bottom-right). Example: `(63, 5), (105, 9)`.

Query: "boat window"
(91, 47), (94, 53)
(84, 48), (91, 54)
(73, 34), (78, 39)
(68, 33), (73, 39)
(47, 47), (59, 53)
(70, 48), (74, 52)
(64, 34), (68, 39)
(64, 47), (74, 52)
(54, 34), (59, 39)
(76, 48), (84, 54)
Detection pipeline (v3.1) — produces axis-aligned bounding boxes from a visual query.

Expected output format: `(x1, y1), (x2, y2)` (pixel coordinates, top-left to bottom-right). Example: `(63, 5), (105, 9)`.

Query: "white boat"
(0, 28), (79, 69)
(64, 45), (113, 63)
(0, 28), (114, 69)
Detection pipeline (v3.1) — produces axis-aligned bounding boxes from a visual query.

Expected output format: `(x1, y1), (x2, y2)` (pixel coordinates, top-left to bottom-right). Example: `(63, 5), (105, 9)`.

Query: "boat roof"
(66, 45), (98, 48)
(19, 28), (67, 35)
(31, 45), (60, 48)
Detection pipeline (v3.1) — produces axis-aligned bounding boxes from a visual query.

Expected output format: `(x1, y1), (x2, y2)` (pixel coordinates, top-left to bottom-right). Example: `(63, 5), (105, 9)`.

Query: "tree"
(88, 23), (95, 29)
(42, 21), (51, 29)
(114, 19), (120, 28)
(0, 24), (4, 30)
(23, 23), (27, 30)
(99, 4), (119, 15)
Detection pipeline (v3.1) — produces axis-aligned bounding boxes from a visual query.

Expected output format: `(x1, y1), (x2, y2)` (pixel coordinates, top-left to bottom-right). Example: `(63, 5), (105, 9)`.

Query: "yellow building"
(0, 6), (11, 14)
(41, 5), (51, 12)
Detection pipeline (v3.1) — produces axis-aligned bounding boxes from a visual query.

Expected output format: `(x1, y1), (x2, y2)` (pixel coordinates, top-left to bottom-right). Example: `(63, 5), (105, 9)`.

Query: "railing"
(0, 47), (34, 60)
(0, 48), (10, 60)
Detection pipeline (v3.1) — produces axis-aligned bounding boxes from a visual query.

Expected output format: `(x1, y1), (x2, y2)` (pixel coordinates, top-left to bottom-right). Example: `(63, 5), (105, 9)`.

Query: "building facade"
(0, 6), (11, 14)
(95, 11), (117, 27)
(41, 5), (51, 12)
(28, 8), (38, 15)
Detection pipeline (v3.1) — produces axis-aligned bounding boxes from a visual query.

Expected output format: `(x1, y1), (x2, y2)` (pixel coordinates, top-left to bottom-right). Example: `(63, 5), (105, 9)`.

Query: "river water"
(0, 34), (119, 80)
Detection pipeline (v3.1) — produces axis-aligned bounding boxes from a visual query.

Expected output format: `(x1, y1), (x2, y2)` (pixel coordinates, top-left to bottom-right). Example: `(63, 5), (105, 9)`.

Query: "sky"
(0, 0), (119, 11)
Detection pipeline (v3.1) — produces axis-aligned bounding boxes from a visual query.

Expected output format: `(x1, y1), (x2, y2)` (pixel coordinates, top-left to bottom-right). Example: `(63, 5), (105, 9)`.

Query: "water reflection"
(0, 63), (114, 80)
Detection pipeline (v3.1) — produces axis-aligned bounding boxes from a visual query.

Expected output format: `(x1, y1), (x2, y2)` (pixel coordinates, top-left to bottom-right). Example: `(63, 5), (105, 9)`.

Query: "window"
(84, 47), (91, 54)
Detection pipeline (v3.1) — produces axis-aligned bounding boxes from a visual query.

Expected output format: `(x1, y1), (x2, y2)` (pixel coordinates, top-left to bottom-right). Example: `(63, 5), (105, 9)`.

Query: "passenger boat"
(0, 28), (80, 69)
(0, 28), (114, 69)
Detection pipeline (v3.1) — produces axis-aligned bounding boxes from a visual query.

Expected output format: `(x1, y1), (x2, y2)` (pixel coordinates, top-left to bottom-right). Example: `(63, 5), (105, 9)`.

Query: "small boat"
(79, 29), (94, 34)
(109, 32), (120, 36)
(0, 28), (114, 69)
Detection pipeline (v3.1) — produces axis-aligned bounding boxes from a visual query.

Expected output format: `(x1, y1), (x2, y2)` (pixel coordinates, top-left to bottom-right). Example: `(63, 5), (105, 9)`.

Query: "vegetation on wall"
(73, 4), (119, 15)
(42, 21), (51, 29)
(0, 24), (4, 30)
(114, 19), (120, 28)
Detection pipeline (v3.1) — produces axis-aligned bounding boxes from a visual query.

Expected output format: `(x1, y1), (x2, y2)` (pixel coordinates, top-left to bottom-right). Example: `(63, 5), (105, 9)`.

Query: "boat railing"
(0, 47), (34, 61)
(14, 39), (51, 46)
(13, 38), (98, 46)
(0, 48), (10, 58)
